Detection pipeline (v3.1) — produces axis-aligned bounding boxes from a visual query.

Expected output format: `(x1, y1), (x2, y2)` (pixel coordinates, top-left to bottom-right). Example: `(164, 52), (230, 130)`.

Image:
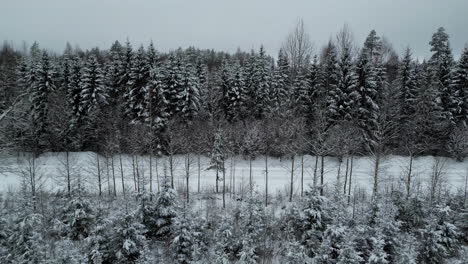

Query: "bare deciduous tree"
(282, 18), (314, 78)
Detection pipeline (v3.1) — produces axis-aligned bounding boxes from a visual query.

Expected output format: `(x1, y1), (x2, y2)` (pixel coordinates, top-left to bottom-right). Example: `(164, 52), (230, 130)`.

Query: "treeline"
(0, 26), (467, 162)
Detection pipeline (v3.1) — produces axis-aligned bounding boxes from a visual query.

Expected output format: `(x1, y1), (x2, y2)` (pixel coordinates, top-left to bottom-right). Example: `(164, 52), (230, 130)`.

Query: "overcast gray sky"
(1, 0), (468, 59)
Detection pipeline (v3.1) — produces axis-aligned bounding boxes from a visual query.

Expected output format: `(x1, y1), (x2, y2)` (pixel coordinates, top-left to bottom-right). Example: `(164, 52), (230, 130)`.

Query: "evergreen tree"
(106, 40), (124, 105)
(80, 55), (107, 115)
(179, 61), (200, 121)
(29, 51), (56, 145)
(162, 55), (185, 116)
(219, 60), (245, 121)
(398, 48), (418, 121)
(271, 49), (291, 114)
(353, 45), (379, 135)
(142, 66), (170, 153)
(154, 181), (178, 239)
(67, 56), (83, 120)
(57, 194), (95, 240)
(125, 46), (149, 122)
(5, 214), (46, 263)
(336, 41), (357, 121)
(450, 45), (468, 126)
(429, 27), (455, 121)
(172, 213), (195, 264)
(250, 46), (272, 118)
(323, 41), (341, 123)
(293, 65), (311, 115)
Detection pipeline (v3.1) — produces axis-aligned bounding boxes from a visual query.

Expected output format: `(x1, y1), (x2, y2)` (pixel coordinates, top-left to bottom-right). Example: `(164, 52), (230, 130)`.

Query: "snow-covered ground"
(0, 152), (467, 196)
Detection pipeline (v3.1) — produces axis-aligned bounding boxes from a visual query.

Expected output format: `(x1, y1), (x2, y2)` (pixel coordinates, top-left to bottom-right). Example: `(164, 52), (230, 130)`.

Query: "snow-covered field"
(0, 152), (467, 196)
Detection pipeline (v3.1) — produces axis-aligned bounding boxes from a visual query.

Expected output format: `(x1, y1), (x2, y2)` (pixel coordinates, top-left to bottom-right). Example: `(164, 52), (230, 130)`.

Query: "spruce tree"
(80, 55), (107, 115)
(323, 41), (341, 123)
(429, 27), (455, 122)
(29, 51), (56, 145)
(271, 49), (290, 114)
(179, 61), (200, 121)
(450, 45), (468, 126)
(398, 48), (418, 121)
(251, 46), (271, 118)
(125, 46), (149, 122)
(336, 41), (357, 121)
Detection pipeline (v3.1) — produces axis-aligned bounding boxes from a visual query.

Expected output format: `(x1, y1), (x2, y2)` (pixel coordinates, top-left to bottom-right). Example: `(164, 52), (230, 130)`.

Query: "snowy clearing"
(1, 152), (467, 196)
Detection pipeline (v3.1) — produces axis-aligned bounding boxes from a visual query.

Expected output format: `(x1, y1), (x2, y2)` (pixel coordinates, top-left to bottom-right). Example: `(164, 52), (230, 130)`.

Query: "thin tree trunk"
(66, 151), (71, 195)
(132, 155), (137, 191)
(216, 168), (219, 193)
(320, 155), (324, 196)
(373, 151), (380, 198)
(186, 153), (190, 203)
(197, 155), (201, 193)
(119, 154), (125, 197)
(313, 155), (318, 187)
(222, 158), (226, 209)
(336, 158), (342, 193)
(464, 172), (467, 208)
(135, 156), (141, 192)
(290, 155), (295, 202)
(149, 154), (153, 194)
(301, 155), (304, 197)
(97, 153), (102, 197)
(106, 156), (111, 196)
(169, 154), (174, 189)
(156, 156), (160, 192)
(406, 154), (414, 198)
(249, 157), (253, 193)
(111, 155), (116, 197)
(347, 155), (354, 205)
(343, 156), (349, 195)
(265, 155), (268, 207)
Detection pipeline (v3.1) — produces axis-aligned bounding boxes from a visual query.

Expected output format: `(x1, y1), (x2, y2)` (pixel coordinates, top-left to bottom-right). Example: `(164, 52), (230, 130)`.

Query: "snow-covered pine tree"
(271, 48), (291, 114)
(398, 48), (418, 122)
(119, 39), (133, 88)
(429, 27), (455, 122)
(80, 55), (107, 115)
(353, 43), (380, 136)
(300, 188), (331, 258)
(336, 40), (357, 121)
(67, 56), (83, 120)
(322, 41), (341, 124)
(162, 54), (185, 116)
(106, 40), (124, 105)
(58, 193), (95, 240)
(5, 214), (46, 263)
(146, 41), (158, 69)
(29, 51), (56, 144)
(304, 56), (321, 121)
(60, 55), (72, 95)
(450, 45), (468, 126)
(125, 45), (149, 122)
(417, 206), (461, 264)
(179, 61), (200, 121)
(112, 213), (149, 263)
(142, 66), (170, 154)
(315, 224), (348, 263)
(154, 180), (178, 239)
(293, 65), (311, 115)
(171, 212), (195, 264)
(210, 129), (225, 193)
(251, 46), (272, 119)
(219, 60), (244, 122)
